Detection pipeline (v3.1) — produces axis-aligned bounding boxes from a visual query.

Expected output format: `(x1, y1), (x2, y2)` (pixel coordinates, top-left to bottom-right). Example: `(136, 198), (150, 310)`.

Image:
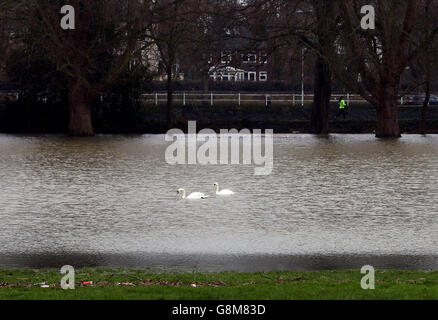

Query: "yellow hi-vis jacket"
(339, 99), (346, 109)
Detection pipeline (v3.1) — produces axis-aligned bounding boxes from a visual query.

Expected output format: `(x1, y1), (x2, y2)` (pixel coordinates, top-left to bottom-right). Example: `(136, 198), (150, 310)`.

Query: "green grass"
(0, 268), (437, 300)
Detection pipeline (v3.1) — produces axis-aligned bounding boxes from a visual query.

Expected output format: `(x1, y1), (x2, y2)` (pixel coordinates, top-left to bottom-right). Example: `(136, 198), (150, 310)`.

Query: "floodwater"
(0, 134), (437, 271)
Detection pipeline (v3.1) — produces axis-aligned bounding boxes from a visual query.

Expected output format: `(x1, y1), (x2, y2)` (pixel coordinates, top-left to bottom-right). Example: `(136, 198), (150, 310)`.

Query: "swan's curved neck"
(215, 185), (219, 194)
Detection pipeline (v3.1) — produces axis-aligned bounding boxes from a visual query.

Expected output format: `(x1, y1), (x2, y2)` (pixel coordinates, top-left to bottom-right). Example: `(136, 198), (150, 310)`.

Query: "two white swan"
(177, 183), (234, 200)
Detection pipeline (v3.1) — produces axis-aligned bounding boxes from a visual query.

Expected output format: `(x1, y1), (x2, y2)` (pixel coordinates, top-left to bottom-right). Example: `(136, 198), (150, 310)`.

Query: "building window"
(259, 72), (267, 82)
(259, 52), (268, 64)
(248, 72), (256, 81)
(235, 72), (244, 82)
(221, 51), (232, 64)
(243, 53), (257, 63)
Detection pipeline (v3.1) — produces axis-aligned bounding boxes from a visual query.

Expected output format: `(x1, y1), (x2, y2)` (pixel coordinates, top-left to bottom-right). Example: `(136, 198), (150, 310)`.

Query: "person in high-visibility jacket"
(336, 96), (347, 119)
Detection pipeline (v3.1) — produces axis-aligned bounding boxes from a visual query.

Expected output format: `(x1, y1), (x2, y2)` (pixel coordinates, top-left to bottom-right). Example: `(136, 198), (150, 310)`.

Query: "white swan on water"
(177, 189), (208, 199)
(214, 183), (235, 195)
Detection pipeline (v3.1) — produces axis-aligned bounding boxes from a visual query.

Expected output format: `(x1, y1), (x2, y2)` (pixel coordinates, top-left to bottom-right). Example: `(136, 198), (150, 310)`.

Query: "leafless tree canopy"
(1, 0), (437, 137)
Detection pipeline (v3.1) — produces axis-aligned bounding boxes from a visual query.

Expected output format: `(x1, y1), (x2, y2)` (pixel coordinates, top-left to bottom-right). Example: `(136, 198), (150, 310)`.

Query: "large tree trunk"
(420, 1), (430, 136)
(375, 83), (401, 138)
(309, 0), (335, 135)
(202, 71), (209, 94)
(202, 71), (209, 105)
(68, 82), (94, 136)
(420, 81), (430, 135)
(310, 56), (332, 134)
(166, 65), (174, 129)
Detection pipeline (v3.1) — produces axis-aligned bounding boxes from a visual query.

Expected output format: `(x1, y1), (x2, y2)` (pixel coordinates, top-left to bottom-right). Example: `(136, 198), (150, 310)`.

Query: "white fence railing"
(142, 92), (372, 107)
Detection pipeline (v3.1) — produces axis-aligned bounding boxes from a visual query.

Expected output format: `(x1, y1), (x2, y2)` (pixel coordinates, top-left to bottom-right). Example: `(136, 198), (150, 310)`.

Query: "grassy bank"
(0, 268), (437, 300)
(132, 103), (438, 134)
(3, 100), (438, 134)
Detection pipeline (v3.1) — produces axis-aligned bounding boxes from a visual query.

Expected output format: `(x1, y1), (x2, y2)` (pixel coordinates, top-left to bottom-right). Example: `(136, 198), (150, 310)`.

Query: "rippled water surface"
(0, 134), (437, 271)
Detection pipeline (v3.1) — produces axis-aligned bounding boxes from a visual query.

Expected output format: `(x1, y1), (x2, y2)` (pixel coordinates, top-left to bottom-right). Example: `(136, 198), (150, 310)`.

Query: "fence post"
(183, 92), (186, 106)
(155, 93), (158, 106)
(238, 93), (241, 106)
(293, 94), (295, 106)
(347, 93), (350, 106)
(211, 92), (213, 106)
(265, 95), (268, 107)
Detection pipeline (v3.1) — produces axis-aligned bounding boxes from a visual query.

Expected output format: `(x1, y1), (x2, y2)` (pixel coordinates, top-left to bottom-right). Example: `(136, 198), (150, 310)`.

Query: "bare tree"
(238, 0), (338, 134)
(416, 0), (438, 134)
(332, 0), (424, 138)
(264, 0), (437, 137)
(146, 0), (197, 128)
(307, 0), (338, 134)
(0, 0), (21, 79)
(181, 0), (240, 94)
(18, 0), (147, 136)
